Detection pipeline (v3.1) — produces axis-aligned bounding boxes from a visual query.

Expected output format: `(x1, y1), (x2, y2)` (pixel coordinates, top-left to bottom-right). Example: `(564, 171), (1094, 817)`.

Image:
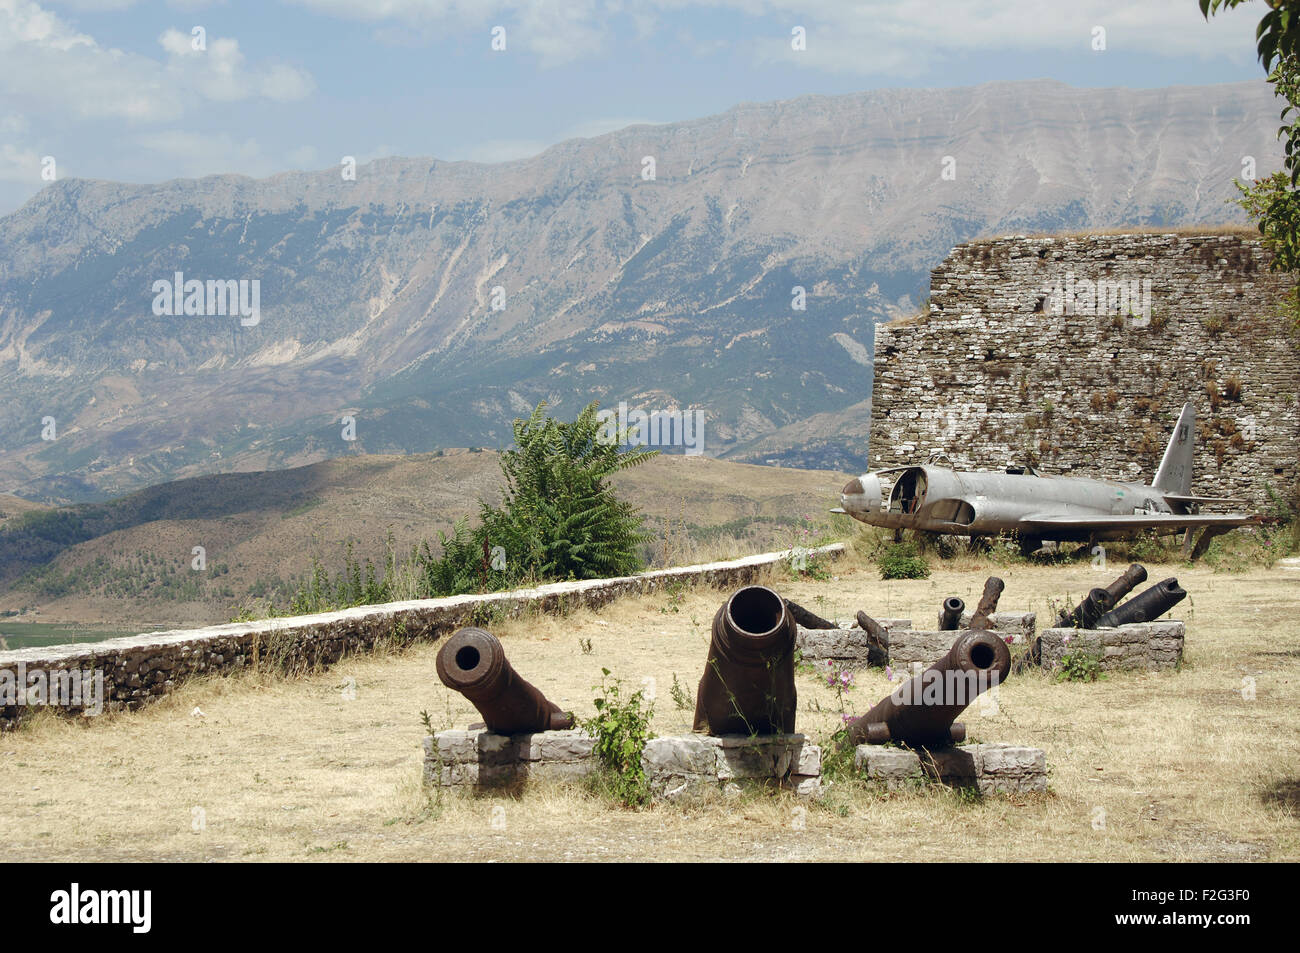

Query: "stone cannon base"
(796, 618), (909, 668)
(956, 611), (1036, 643)
(889, 612), (1035, 669)
(1036, 620), (1184, 672)
(854, 743), (1047, 795)
(425, 728), (822, 799)
(642, 733), (822, 799)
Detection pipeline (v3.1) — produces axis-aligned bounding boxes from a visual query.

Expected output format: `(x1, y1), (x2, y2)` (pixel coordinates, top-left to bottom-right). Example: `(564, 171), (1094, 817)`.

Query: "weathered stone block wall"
(1037, 620), (1185, 672)
(871, 233), (1299, 506)
(0, 544), (843, 730)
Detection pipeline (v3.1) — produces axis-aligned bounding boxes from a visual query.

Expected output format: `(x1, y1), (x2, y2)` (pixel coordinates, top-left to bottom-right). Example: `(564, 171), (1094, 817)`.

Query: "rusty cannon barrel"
(1056, 587), (1114, 629)
(694, 585), (797, 735)
(968, 576), (1006, 630)
(1095, 577), (1186, 628)
(938, 596), (966, 631)
(843, 629), (1011, 749)
(436, 627), (574, 734)
(1102, 563), (1148, 605)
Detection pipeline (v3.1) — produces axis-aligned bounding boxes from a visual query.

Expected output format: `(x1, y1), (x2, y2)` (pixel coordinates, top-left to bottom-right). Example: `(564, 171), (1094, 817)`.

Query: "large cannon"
(938, 596), (966, 631)
(1095, 577), (1186, 628)
(694, 585), (797, 735)
(1102, 563), (1148, 605)
(436, 627), (574, 734)
(968, 576), (1006, 630)
(1056, 587), (1115, 629)
(843, 629), (1011, 748)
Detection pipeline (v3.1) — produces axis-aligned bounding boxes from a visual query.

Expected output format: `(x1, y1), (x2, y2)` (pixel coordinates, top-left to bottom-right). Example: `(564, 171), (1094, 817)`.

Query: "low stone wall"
(0, 544), (844, 730)
(426, 728), (823, 799)
(1036, 621), (1185, 672)
(855, 743), (1047, 794)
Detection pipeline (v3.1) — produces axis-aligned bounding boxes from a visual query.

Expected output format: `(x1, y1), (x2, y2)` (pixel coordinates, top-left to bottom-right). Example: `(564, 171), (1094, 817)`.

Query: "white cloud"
(0, 1), (315, 124)
(157, 29), (316, 102)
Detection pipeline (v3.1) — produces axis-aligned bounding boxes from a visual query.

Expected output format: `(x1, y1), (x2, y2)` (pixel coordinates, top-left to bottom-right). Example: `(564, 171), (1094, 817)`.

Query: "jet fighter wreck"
(835, 402), (1258, 558)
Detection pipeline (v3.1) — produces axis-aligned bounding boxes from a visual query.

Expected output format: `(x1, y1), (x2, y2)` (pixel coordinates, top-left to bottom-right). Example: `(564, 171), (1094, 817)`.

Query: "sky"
(0, 0), (1274, 215)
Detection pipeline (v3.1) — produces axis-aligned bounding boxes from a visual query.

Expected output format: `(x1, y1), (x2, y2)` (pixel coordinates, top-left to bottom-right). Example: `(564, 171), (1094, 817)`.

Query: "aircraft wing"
(1020, 513), (1258, 532)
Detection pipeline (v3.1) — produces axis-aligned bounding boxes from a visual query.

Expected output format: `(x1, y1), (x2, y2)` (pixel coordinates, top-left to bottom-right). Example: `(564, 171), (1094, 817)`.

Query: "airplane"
(833, 401), (1259, 558)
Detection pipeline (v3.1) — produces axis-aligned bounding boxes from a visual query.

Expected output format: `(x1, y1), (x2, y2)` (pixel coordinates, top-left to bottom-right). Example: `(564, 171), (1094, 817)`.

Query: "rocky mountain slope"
(0, 79), (1280, 500)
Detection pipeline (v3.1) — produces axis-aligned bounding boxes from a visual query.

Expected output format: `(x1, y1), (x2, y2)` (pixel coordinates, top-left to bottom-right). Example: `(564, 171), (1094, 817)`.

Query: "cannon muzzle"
(436, 627), (574, 734)
(938, 596), (966, 631)
(694, 585), (797, 735)
(844, 629), (1011, 749)
(1095, 577), (1186, 628)
(1102, 563), (1148, 605)
(968, 576), (1005, 630)
(1057, 587), (1114, 629)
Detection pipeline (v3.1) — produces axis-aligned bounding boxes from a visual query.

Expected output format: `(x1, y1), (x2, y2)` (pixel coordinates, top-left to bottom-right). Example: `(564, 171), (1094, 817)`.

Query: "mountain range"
(0, 78), (1281, 501)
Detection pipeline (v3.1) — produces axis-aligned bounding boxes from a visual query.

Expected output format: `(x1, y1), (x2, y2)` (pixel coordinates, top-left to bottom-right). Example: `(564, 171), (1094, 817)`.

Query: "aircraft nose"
(842, 477), (864, 496)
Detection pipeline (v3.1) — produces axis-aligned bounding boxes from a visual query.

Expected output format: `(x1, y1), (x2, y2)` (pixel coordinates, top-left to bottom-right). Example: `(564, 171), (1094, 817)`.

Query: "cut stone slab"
(796, 627), (885, 667)
(1036, 621), (1184, 672)
(427, 728), (823, 799)
(956, 611), (1036, 642)
(854, 742), (1047, 795)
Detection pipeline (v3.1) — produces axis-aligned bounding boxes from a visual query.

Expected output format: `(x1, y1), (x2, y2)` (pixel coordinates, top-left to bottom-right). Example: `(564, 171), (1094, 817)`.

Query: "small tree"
(1205, 0), (1300, 329)
(417, 401), (657, 593)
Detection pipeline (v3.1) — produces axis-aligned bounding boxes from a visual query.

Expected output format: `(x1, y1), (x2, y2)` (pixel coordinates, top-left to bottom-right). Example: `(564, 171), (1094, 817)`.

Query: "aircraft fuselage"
(840, 465), (1176, 542)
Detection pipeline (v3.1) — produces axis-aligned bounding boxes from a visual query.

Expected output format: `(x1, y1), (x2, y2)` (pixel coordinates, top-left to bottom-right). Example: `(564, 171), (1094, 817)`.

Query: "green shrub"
(277, 402), (658, 615)
(1056, 651), (1104, 683)
(878, 541), (931, 580)
(582, 668), (654, 807)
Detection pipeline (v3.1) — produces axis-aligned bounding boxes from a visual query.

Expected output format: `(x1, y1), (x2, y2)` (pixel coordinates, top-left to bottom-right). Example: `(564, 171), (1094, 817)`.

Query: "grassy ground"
(2, 553), (1297, 862)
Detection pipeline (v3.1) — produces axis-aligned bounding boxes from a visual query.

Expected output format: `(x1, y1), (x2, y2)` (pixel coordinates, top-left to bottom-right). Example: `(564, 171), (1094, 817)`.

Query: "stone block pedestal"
(1036, 621), (1184, 672)
(854, 743), (1047, 795)
(424, 728), (823, 798)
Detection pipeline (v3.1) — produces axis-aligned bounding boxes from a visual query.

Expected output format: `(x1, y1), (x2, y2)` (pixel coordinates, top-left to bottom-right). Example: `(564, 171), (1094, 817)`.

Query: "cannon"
(1102, 563), (1148, 605)
(968, 576), (1005, 630)
(694, 585), (797, 735)
(938, 596), (966, 631)
(1056, 587), (1114, 629)
(855, 610), (890, 654)
(436, 627), (574, 734)
(1095, 577), (1186, 628)
(843, 629), (1011, 748)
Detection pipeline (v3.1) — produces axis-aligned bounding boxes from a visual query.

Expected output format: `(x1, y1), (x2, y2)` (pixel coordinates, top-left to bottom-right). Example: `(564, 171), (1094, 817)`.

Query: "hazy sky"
(0, 0), (1272, 214)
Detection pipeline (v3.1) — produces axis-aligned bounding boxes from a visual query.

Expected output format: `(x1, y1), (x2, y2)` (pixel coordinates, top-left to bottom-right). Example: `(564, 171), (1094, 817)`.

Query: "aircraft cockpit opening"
(890, 468), (926, 515)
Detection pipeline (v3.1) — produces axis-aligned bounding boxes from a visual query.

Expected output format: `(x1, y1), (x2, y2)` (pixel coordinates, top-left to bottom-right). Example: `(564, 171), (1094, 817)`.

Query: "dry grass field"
(2, 552), (1298, 863)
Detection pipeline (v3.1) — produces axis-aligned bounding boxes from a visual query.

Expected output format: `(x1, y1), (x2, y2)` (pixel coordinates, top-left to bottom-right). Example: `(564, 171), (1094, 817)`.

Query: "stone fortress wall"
(870, 232), (1300, 508)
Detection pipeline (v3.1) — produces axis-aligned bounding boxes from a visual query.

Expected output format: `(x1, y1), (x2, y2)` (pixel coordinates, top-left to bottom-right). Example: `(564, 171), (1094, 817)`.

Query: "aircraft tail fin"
(1153, 401), (1195, 496)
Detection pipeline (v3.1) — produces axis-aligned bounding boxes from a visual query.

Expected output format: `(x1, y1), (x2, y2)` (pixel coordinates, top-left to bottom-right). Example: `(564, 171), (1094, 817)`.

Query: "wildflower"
(885, 664), (894, 681)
